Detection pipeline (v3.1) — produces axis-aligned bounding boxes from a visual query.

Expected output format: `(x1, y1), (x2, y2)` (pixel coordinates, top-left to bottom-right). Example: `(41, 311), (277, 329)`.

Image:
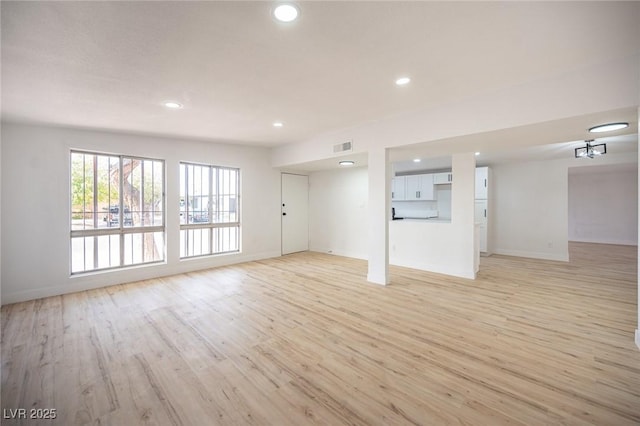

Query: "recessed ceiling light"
(588, 122), (629, 133)
(395, 77), (411, 86)
(413, 158), (421, 163)
(273, 3), (299, 22)
(339, 160), (355, 166)
(475, 152), (480, 156)
(273, 122), (284, 127)
(163, 101), (183, 109)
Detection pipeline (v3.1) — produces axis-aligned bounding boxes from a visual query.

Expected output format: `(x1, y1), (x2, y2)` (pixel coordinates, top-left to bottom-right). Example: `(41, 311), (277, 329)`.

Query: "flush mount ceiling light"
(575, 140), (606, 159)
(588, 122), (629, 133)
(475, 152), (480, 156)
(273, 3), (299, 22)
(163, 101), (183, 109)
(273, 122), (284, 127)
(413, 158), (421, 163)
(339, 160), (355, 166)
(395, 77), (411, 86)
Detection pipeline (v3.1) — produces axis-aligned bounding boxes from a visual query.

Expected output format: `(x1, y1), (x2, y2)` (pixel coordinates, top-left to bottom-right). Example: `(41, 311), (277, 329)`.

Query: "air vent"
(333, 140), (353, 154)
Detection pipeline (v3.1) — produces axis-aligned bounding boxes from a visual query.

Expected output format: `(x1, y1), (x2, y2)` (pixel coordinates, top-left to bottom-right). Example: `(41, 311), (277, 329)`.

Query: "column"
(451, 152), (477, 279)
(367, 147), (390, 285)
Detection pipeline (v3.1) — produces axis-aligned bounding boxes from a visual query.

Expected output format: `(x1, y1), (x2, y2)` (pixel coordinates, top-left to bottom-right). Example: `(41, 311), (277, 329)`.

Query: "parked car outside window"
(103, 205), (133, 227)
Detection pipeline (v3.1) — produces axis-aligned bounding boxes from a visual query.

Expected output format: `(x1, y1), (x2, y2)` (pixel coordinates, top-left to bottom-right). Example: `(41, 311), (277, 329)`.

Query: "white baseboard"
(366, 272), (389, 285)
(492, 248), (569, 262)
(309, 246), (368, 261)
(1, 250), (282, 305)
(389, 258), (476, 280)
(569, 238), (637, 246)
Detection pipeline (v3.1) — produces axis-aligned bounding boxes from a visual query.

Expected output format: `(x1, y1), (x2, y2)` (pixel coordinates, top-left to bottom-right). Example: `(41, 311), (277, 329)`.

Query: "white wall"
(309, 166), (369, 260)
(0, 123), (281, 304)
(569, 165), (638, 245)
(309, 153), (476, 279)
(391, 153), (476, 278)
(492, 158), (570, 261)
(492, 154), (638, 262)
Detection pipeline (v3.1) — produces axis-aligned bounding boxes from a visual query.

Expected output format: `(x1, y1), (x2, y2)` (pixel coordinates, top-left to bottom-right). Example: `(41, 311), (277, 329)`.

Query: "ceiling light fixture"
(273, 122), (284, 127)
(413, 158), (421, 163)
(163, 101), (183, 109)
(588, 122), (629, 133)
(475, 152), (480, 156)
(395, 77), (411, 86)
(273, 3), (299, 22)
(339, 160), (355, 166)
(575, 140), (606, 159)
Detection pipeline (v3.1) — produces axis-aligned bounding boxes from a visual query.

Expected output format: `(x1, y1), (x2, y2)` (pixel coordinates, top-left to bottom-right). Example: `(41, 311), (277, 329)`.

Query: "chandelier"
(575, 140), (606, 159)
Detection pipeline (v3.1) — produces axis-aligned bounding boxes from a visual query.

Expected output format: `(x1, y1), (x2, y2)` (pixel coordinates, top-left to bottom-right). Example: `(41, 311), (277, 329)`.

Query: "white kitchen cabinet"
(475, 167), (488, 199)
(405, 174), (435, 200)
(474, 167), (491, 255)
(433, 172), (453, 184)
(392, 176), (406, 200)
(474, 200), (488, 253)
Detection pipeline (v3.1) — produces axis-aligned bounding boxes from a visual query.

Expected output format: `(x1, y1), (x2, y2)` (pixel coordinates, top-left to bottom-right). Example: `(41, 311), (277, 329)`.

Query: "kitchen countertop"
(392, 217), (451, 223)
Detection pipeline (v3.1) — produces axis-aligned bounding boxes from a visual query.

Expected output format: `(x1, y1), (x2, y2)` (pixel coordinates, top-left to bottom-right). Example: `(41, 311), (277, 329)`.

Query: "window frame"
(179, 161), (240, 259)
(70, 150), (166, 274)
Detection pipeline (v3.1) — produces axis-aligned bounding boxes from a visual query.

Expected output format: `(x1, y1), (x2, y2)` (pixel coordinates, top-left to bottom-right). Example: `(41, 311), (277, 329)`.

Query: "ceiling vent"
(333, 140), (353, 154)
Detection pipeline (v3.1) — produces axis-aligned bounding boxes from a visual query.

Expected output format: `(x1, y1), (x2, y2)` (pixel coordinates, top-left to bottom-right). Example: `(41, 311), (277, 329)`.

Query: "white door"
(282, 173), (309, 255)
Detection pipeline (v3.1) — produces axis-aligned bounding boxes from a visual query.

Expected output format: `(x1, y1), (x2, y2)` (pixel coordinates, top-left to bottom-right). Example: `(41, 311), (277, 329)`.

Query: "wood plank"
(1, 242), (639, 424)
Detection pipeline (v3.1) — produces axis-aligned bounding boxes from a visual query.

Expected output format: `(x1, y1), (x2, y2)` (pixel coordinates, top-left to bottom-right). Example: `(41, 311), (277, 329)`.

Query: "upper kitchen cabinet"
(405, 174), (435, 200)
(392, 176), (407, 200)
(475, 167), (489, 199)
(392, 174), (436, 201)
(433, 172), (453, 185)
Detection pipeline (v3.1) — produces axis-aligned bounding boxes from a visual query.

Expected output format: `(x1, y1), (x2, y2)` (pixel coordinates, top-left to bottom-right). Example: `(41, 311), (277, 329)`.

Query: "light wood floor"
(2, 242), (639, 425)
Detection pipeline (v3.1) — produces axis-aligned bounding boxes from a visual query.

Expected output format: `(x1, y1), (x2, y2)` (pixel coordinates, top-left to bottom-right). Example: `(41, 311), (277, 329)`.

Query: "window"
(180, 162), (239, 258)
(70, 151), (165, 274)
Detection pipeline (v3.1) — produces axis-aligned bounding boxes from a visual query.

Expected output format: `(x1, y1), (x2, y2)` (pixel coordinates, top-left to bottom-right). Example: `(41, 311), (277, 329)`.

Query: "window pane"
(179, 162), (239, 259)
(71, 235), (125, 272)
(216, 168), (238, 224)
(124, 232), (164, 266)
(142, 160), (163, 227)
(213, 226), (239, 253)
(180, 228), (211, 258)
(98, 155), (121, 228)
(71, 236), (93, 273)
(122, 157), (142, 228)
(71, 153), (123, 232)
(96, 235), (120, 269)
(70, 152), (95, 230)
(71, 151), (165, 274)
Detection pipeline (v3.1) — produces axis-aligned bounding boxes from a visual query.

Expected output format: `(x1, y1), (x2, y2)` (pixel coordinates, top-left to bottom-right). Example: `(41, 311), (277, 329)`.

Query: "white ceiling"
(2, 2), (639, 147)
(285, 133), (638, 174)
(394, 133), (638, 173)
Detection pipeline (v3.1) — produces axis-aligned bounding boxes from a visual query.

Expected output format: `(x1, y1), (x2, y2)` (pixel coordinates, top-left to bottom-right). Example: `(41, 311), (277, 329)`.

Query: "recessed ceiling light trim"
(273, 3), (299, 23)
(163, 101), (183, 109)
(339, 160), (355, 166)
(588, 122), (629, 133)
(395, 77), (411, 86)
(413, 158), (421, 163)
(273, 122), (284, 127)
